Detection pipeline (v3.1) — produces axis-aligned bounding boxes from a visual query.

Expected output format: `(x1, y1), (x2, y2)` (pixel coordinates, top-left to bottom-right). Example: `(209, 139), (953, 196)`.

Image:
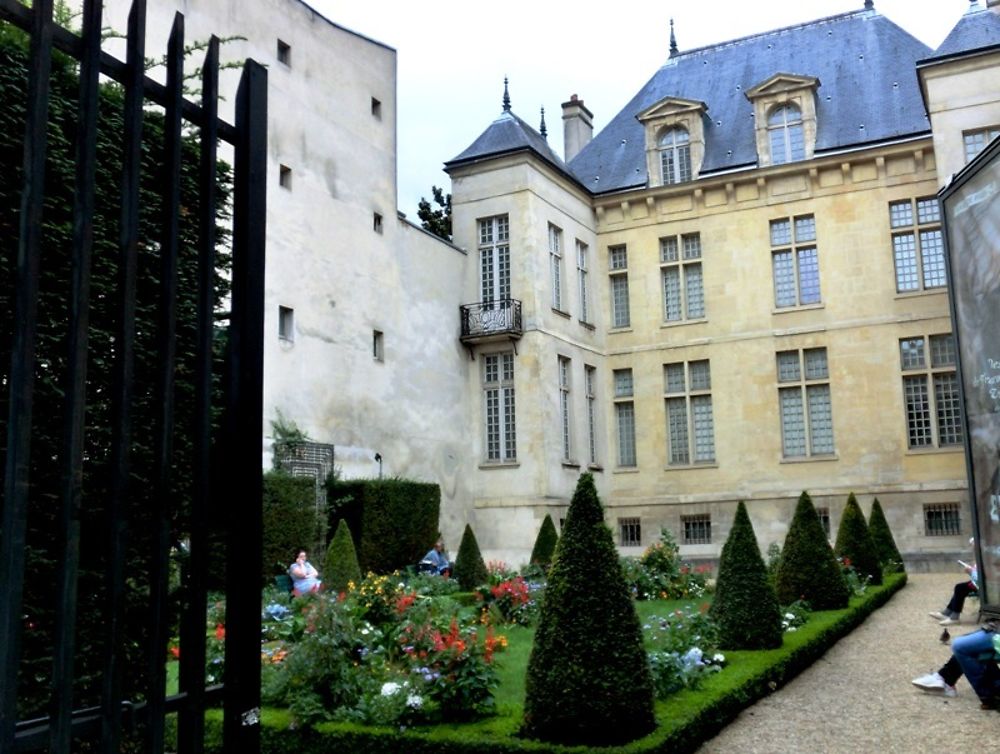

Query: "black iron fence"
(0, 0), (266, 752)
(459, 298), (523, 341)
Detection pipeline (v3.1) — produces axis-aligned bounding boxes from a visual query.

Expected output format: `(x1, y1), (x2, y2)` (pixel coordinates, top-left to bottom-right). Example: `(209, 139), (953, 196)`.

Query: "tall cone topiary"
(325, 519), (362, 592)
(522, 473), (654, 745)
(868, 498), (905, 573)
(775, 491), (850, 609)
(529, 514), (559, 569)
(454, 524), (489, 590)
(710, 502), (783, 649)
(834, 493), (882, 586)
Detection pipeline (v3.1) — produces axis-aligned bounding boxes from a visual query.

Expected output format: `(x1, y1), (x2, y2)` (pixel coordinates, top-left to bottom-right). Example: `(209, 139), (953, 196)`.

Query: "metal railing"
(459, 298), (523, 340)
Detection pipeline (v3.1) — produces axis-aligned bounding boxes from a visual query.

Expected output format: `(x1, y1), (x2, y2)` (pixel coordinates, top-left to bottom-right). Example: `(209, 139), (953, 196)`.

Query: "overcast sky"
(308, 0), (975, 219)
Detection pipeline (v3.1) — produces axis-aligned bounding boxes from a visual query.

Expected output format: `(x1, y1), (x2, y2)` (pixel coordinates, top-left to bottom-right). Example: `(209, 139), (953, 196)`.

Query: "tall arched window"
(768, 104), (804, 165)
(659, 127), (691, 185)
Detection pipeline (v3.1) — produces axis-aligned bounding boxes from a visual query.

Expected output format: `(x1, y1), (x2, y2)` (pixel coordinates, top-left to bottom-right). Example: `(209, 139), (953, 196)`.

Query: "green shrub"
(325, 519), (362, 592)
(454, 524), (489, 591)
(868, 497), (905, 573)
(710, 502), (783, 650)
(262, 472), (322, 586)
(775, 491), (849, 610)
(834, 493), (882, 586)
(327, 478), (440, 573)
(528, 514), (558, 569)
(522, 472), (655, 745)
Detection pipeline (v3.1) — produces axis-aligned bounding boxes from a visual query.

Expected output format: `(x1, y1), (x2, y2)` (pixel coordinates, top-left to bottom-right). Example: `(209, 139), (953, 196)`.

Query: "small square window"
(373, 330), (384, 362)
(279, 164), (292, 189)
(682, 514), (711, 545)
(277, 39), (291, 66)
(924, 503), (961, 536)
(278, 305), (294, 342)
(373, 212), (383, 234)
(371, 97), (382, 119)
(619, 517), (641, 547)
(613, 368), (634, 397)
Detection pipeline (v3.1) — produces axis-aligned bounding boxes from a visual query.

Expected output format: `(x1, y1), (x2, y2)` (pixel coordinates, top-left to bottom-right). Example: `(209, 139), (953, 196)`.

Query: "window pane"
(779, 387), (807, 457)
(920, 230), (946, 288)
(665, 363), (686, 393)
(660, 236), (679, 263)
(682, 514), (712, 545)
(677, 143), (692, 182)
(916, 198), (940, 225)
(667, 398), (690, 464)
(682, 234), (701, 260)
(777, 351), (801, 382)
(497, 215), (509, 241)
(788, 123), (805, 161)
(797, 247), (820, 304)
(770, 126), (788, 164)
(925, 503), (961, 536)
(794, 215), (816, 242)
(611, 274), (630, 327)
(691, 395), (715, 462)
(614, 369), (634, 397)
(934, 373), (962, 446)
(889, 201), (912, 229)
(689, 360), (711, 391)
(804, 348), (828, 380)
(773, 251), (796, 307)
(503, 386), (516, 460)
(662, 267), (681, 321)
(485, 387), (500, 460)
(900, 337), (925, 370)
(770, 219), (791, 246)
(903, 375), (932, 447)
(609, 246), (628, 270)
(617, 402), (636, 466)
(685, 263), (705, 318)
(930, 334), (956, 368)
(893, 234), (919, 292)
(501, 353), (514, 381)
(807, 384), (834, 454)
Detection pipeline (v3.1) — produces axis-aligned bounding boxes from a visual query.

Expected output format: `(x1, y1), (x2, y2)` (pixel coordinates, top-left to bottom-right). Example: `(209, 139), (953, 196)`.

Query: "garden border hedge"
(197, 573), (906, 753)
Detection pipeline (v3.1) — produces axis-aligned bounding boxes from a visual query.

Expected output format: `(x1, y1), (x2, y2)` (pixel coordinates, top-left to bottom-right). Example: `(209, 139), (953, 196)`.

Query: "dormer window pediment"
(745, 73), (820, 167)
(637, 96), (708, 188)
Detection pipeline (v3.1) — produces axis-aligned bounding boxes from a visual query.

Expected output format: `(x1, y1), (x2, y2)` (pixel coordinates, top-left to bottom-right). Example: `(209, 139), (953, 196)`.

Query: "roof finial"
(503, 77), (511, 112)
(669, 18), (678, 58)
(864, 0), (874, 9)
(540, 106), (548, 139)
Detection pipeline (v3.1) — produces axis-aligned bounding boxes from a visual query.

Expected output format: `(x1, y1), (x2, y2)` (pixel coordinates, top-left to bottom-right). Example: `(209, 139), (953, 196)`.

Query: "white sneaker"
(928, 611), (947, 620)
(943, 684), (957, 698)
(912, 672), (947, 691)
(939, 617), (960, 626)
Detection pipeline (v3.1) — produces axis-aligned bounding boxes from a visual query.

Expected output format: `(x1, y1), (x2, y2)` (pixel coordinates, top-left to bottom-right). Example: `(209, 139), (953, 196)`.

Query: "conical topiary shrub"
(710, 501), (783, 650)
(454, 524), (489, 590)
(529, 514), (559, 569)
(325, 519), (362, 592)
(522, 473), (654, 746)
(868, 498), (905, 573)
(834, 493), (882, 586)
(775, 491), (850, 609)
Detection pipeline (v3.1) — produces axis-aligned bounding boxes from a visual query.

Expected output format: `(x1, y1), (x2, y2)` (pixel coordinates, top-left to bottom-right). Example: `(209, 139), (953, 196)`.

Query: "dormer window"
(659, 127), (692, 184)
(768, 104), (805, 165)
(637, 96), (707, 188)
(745, 73), (819, 168)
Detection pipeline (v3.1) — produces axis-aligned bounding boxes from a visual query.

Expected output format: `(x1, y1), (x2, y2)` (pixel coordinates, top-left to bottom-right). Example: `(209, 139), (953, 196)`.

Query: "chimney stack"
(562, 94), (593, 162)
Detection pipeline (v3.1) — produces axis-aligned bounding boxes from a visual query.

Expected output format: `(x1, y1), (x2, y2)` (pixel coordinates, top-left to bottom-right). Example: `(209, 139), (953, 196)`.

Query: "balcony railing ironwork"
(460, 298), (522, 341)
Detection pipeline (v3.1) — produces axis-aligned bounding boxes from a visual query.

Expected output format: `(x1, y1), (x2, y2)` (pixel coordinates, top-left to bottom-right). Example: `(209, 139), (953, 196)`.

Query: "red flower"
(169, 646), (181, 659)
(215, 624), (225, 640)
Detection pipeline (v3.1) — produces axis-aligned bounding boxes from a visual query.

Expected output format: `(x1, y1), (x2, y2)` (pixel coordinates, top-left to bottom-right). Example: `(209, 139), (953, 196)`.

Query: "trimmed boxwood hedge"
(326, 478), (440, 573)
(262, 472), (322, 586)
(193, 573), (905, 753)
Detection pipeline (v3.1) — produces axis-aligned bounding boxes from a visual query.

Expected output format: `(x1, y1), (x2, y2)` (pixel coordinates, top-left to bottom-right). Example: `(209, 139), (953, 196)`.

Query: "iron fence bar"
(99, 1), (145, 751)
(143, 13), (185, 754)
(222, 59), (267, 754)
(0, 1), (54, 751)
(48, 0), (103, 750)
(178, 34), (220, 754)
(0, 0), (239, 144)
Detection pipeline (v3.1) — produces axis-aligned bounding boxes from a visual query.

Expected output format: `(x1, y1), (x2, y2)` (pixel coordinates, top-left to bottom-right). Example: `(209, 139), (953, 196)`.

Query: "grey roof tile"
(445, 110), (569, 174)
(921, 4), (1000, 62)
(568, 10), (933, 194)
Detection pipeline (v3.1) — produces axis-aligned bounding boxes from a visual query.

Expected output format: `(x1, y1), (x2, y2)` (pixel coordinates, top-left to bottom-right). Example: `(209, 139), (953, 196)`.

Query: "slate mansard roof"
(920, 2), (1000, 64)
(446, 108), (570, 176)
(568, 9), (933, 195)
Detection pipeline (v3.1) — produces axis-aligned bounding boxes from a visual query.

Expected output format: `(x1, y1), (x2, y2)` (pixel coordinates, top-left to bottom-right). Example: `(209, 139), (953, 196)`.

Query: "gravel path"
(697, 573), (998, 753)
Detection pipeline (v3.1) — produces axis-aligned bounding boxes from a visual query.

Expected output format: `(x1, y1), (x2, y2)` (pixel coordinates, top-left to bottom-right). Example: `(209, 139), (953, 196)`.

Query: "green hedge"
(203, 574), (905, 753)
(263, 473), (322, 585)
(327, 478), (440, 573)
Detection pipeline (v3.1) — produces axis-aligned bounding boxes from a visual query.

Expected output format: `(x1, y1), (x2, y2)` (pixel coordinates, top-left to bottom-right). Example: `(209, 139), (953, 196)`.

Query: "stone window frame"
(745, 73), (820, 168)
(636, 96), (707, 188)
(899, 333), (962, 450)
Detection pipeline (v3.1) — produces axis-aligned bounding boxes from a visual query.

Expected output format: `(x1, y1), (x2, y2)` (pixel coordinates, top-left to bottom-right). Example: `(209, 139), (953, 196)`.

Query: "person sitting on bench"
(289, 548), (321, 595)
(929, 538), (979, 626)
(419, 538), (452, 576)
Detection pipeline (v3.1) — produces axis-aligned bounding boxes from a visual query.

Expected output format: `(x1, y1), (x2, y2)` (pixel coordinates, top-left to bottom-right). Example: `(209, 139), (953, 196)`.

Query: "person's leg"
(939, 655), (963, 686)
(952, 630), (997, 702)
(913, 655), (961, 695)
(944, 581), (975, 618)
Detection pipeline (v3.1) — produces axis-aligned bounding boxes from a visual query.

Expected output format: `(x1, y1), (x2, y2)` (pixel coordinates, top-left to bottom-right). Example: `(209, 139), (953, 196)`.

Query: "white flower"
(406, 694), (423, 709)
(713, 653), (725, 664)
(380, 681), (401, 696)
(361, 628), (371, 636)
(784, 612), (795, 620)
(398, 582), (406, 589)
(788, 626), (797, 632)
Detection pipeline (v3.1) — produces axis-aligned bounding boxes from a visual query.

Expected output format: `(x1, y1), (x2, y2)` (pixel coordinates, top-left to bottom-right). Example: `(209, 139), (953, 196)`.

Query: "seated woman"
(913, 619), (1000, 709)
(289, 548), (321, 595)
(929, 538), (979, 626)
(419, 539), (452, 576)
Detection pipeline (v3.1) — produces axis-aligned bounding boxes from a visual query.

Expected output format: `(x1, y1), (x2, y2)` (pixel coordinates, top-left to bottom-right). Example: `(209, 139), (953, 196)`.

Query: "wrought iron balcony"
(460, 298), (523, 343)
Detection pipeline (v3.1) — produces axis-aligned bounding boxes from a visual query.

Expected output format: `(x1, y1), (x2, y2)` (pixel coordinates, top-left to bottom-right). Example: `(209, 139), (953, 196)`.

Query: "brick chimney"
(562, 94), (593, 162)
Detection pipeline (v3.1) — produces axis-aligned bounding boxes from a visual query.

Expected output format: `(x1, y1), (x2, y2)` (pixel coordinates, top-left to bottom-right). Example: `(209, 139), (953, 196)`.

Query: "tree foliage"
(867, 497), (905, 572)
(834, 493), (883, 586)
(529, 514), (559, 569)
(416, 184), (451, 241)
(324, 519), (362, 592)
(775, 492), (850, 609)
(454, 523), (488, 591)
(522, 473), (655, 745)
(710, 502), (783, 650)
